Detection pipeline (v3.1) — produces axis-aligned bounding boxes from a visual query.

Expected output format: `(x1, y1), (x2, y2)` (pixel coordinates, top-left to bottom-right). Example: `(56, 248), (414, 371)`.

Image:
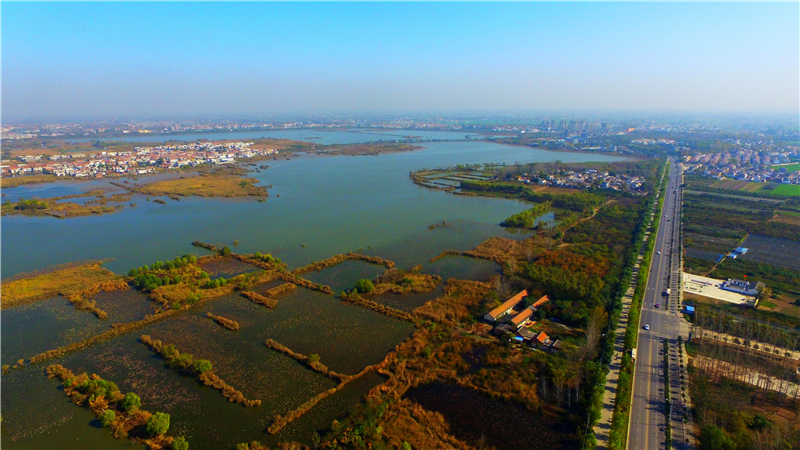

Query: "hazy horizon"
(3, 2), (798, 122)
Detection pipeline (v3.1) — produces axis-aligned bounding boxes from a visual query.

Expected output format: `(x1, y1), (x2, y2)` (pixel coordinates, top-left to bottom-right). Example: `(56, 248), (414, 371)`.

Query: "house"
(517, 327), (537, 342)
(720, 279), (763, 296)
(492, 323), (516, 336)
(484, 290), (528, 322)
(531, 295), (550, 309)
(533, 332), (551, 348)
(510, 308), (534, 329)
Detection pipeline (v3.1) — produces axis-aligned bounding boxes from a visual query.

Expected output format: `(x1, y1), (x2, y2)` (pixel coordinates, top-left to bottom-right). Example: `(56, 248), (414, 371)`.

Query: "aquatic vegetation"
(140, 335), (261, 407)
(413, 279), (495, 327)
(263, 282), (296, 298)
(264, 339), (347, 382)
(206, 312), (240, 331)
(2, 262), (126, 309)
(136, 173), (268, 198)
(340, 291), (418, 323)
(370, 266), (442, 296)
(240, 290), (278, 308)
(292, 252), (395, 275)
(46, 364), (185, 449)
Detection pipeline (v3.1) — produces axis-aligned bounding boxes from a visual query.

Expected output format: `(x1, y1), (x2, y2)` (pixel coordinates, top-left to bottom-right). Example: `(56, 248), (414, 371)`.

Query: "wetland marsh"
(2, 138), (630, 449)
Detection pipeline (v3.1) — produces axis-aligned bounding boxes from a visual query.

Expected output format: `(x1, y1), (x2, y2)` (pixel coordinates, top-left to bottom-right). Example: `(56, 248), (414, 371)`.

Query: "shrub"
(121, 392), (141, 412)
(100, 409), (116, 427)
(193, 359), (213, 374)
(353, 279), (375, 294)
(146, 412), (170, 436)
(172, 436), (189, 450)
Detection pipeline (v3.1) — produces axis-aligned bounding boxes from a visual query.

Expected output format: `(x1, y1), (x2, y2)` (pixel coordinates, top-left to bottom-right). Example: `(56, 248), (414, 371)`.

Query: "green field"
(771, 184), (800, 197)
(771, 162), (800, 173)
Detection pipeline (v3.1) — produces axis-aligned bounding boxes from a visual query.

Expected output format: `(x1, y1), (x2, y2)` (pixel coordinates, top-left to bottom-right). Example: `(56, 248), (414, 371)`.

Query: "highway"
(627, 158), (691, 450)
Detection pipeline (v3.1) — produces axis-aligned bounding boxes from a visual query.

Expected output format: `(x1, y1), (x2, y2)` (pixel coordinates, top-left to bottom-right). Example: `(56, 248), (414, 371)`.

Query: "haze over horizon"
(3, 2), (798, 122)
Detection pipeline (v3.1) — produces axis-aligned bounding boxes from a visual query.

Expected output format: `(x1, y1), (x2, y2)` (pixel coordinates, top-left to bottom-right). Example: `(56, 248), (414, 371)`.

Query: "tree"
(354, 279), (375, 294)
(147, 412), (170, 436)
(220, 246), (232, 256)
(699, 424), (735, 450)
(401, 442), (412, 450)
(100, 409), (116, 427)
(308, 354), (321, 364)
(172, 436), (189, 450)
(121, 392), (141, 412)
(193, 359), (213, 374)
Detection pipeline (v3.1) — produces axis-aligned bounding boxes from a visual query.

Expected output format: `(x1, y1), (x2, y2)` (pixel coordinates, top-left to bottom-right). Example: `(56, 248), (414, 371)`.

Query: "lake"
(1, 138), (627, 449)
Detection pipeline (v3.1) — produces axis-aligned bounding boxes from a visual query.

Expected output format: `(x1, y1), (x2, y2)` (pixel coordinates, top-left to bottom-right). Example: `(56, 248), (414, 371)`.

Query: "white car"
(657, 251), (661, 255)
(644, 324), (650, 330)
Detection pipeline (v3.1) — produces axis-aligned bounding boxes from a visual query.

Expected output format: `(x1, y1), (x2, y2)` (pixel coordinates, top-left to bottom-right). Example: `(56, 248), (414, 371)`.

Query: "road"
(628, 158), (691, 450)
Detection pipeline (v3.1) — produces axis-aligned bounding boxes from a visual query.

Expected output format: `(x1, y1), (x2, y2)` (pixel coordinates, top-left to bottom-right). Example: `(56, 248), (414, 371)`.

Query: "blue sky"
(3, 2), (798, 120)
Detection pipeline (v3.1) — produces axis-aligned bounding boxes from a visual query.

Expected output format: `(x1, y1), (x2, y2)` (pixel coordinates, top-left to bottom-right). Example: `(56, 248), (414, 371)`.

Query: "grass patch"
(1, 262), (124, 308)
(137, 174), (267, 197)
(771, 162), (800, 173)
(759, 301), (777, 309)
(1, 174), (59, 188)
(770, 184), (800, 197)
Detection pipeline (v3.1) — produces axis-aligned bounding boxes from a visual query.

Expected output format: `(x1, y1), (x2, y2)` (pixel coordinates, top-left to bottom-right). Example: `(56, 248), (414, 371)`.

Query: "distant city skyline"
(3, 2), (798, 121)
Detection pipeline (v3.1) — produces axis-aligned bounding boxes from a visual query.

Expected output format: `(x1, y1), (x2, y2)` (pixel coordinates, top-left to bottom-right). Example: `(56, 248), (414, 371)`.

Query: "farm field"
(770, 184), (800, 197)
(711, 179), (767, 192)
(740, 234), (800, 272)
(771, 162), (800, 173)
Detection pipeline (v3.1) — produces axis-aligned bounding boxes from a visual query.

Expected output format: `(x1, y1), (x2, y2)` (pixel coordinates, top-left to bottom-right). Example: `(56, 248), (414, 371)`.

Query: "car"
(655, 303), (660, 308)
(657, 251), (661, 255)
(644, 324), (650, 330)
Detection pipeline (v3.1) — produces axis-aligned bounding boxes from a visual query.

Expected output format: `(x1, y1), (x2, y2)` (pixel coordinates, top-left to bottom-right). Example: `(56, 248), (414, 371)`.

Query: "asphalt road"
(628, 158), (690, 450)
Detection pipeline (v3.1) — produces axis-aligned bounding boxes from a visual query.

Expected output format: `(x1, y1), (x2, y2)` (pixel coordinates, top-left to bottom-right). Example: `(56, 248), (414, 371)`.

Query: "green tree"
(220, 246), (232, 256)
(308, 354), (321, 364)
(354, 279), (375, 294)
(146, 412), (170, 436)
(193, 359), (213, 374)
(401, 442), (412, 450)
(100, 409), (116, 427)
(699, 424), (735, 450)
(171, 436), (189, 450)
(121, 392), (141, 412)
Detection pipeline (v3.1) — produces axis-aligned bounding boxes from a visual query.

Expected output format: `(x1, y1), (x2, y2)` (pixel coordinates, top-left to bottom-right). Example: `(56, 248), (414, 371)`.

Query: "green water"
(1, 140), (627, 449)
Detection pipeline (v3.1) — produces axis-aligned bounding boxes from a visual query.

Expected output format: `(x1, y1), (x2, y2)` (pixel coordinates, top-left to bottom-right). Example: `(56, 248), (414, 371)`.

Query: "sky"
(2, 2), (798, 121)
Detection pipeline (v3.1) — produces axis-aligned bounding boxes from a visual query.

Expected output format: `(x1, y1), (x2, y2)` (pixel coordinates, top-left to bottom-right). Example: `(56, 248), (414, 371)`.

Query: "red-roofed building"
(510, 308), (534, 329)
(532, 295), (550, 308)
(484, 290), (528, 322)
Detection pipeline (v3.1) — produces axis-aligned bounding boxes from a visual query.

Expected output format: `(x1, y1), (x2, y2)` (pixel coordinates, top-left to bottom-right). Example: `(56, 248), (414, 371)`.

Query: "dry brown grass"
(431, 235), (554, 265)
(413, 279), (495, 326)
(2, 262), (125, 309)
(1, 174), (59, 188)
(137, 173), (267, 197)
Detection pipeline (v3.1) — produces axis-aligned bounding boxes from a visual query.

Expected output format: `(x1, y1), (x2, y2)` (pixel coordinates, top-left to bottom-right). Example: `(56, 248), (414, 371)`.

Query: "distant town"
(683, 146), (800, 185)
(3, 142), (276, 178)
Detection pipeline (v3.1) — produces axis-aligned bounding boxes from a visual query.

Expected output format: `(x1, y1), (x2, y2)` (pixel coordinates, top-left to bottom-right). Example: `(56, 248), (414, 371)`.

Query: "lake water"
(1, 139), (627, 449)
(2, 140), (626, 279)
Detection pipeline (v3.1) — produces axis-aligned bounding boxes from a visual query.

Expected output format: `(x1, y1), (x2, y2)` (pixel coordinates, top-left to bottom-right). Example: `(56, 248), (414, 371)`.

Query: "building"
(484, 290), (528, 322)
(510, 308), (534, 329)
(533, 331), (551, 348)
(531, 295), (550, 308)
(720, 279), (763, 297)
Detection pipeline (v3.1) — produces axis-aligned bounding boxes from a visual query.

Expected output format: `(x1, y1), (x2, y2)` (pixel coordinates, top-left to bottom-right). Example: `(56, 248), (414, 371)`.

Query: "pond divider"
(205, 312), (239, 331)
(140, 335), (260, 407)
